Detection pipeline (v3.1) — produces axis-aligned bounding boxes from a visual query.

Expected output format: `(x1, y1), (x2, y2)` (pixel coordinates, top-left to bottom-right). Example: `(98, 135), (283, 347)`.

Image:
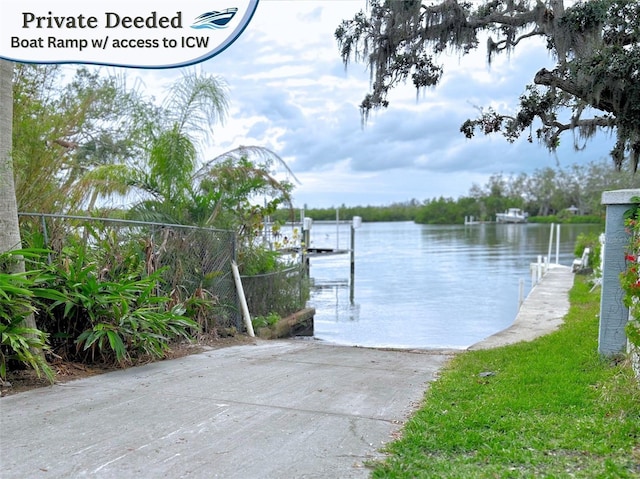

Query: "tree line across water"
(275, 160), (640, 225)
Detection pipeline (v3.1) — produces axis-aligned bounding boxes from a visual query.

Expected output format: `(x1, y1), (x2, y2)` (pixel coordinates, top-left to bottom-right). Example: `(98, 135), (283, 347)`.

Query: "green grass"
(373, 276), (640, 478)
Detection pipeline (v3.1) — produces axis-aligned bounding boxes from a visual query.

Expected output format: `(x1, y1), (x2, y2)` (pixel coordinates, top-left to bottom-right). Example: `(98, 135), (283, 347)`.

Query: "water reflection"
(311, 279), (361, 322)
(307, 221), (601, 350)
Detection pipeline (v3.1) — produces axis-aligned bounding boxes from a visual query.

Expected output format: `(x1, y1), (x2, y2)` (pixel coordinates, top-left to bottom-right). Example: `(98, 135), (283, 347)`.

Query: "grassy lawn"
(373, 276), (640, 478)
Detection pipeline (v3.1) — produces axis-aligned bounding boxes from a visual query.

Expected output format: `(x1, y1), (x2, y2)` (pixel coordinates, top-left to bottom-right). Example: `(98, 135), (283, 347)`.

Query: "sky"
(132, 0), (616, 208)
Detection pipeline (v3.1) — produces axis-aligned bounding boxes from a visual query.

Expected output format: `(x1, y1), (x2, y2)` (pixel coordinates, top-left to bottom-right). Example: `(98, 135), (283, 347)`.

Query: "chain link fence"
(241, 264), (309, 319)
(18, 213), (241, 331)
(18, 213), (310, 334)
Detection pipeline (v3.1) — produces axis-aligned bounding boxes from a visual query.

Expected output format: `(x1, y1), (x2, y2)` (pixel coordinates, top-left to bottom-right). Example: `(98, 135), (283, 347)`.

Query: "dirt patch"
(1, 334), (257, 397)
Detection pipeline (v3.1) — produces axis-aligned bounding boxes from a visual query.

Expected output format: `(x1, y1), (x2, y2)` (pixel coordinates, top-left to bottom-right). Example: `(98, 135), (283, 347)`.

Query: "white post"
(555, 224), (560, 264)
(518, 278), (524, 309)
(599, 233), (605, 273)
(231, 261), (255, 337)
(537, 255), (543, 282)
(547, 223), (554, 266)
(336, 209), (340, 249)
(350, 223), (355, 303)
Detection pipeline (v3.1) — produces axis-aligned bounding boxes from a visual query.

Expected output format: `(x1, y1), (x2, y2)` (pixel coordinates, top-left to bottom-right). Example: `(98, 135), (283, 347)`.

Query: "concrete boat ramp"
(0, 266), (573, 478)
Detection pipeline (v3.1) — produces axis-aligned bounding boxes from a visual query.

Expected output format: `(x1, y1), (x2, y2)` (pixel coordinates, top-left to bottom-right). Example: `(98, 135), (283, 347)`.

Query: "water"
(304, 221), (601, 349)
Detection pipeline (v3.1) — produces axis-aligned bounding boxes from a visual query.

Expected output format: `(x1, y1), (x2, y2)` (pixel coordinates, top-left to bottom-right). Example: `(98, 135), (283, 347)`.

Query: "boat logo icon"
(192, 8), (238, 29)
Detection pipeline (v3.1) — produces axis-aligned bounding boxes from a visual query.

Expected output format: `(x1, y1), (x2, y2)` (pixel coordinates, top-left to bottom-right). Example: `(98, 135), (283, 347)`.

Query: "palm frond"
(193, 146), (300, 184)
(163, 70), (229, 143)
(126, 201), (182, 225)
(69, 163), (141, 211)
(149, 128), (197, 202)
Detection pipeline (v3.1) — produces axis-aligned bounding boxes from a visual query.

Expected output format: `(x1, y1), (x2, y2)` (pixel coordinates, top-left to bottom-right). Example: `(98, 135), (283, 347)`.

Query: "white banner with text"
(0, 0), (259, 68)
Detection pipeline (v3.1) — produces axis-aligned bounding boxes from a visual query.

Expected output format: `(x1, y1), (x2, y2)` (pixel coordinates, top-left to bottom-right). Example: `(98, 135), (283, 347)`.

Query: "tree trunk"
(0, 59), (39, 331)
(0, 60), (21, 254)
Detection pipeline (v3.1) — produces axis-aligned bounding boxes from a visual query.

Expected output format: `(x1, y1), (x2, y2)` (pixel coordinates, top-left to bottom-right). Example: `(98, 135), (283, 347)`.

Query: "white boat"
(496, 208), (527, 223)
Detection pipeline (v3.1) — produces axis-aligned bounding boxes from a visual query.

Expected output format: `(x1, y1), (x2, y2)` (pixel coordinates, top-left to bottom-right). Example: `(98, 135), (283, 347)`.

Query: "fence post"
(349, 217), (361, 304)
(547, 223), (554, 265)
(299, 263), (305, 310)
(232, 231), (242, 330)
(39, 214), (52, 264)
(302, 217), (312, 277)
(599, 189), (640, 355)
(555, 223), (560, 264)
(350, 222), (355, 304)
(231, 261), (255, 337)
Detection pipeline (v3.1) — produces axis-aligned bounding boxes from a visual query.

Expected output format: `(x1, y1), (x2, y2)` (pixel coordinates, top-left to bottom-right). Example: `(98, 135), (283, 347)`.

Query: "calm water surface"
(304, 221), (601, 349)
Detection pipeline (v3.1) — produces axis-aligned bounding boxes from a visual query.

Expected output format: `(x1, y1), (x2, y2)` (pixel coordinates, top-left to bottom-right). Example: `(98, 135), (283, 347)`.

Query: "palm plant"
(78, 70), (297, 231)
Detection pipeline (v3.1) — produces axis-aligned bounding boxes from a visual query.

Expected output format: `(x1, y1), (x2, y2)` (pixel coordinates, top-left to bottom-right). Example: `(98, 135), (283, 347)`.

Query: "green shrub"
(0, 249), (59, 382)
(251, 312), (280, 330)
(0, 316), (53, 383)
(171, 286), (221, 334)
(621, 197), (640, 349)
(239, 246), (280, 275)
(39, 245), (199, 365)
(574, 232), (603, 273)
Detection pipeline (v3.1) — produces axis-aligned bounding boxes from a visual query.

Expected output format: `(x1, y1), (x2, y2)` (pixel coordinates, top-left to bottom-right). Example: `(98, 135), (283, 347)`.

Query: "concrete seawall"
(468, 264), (574, 350)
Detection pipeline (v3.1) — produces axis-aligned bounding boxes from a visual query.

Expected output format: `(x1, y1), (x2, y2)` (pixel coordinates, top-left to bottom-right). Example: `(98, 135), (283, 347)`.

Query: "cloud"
(133, 1), (616, 208)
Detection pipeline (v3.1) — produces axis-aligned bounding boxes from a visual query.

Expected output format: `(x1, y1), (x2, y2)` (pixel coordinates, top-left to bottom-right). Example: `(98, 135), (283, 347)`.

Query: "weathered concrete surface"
(0, 266), (575, 479)
(469, 264), (574, 350)
(0, 341), (454, 479)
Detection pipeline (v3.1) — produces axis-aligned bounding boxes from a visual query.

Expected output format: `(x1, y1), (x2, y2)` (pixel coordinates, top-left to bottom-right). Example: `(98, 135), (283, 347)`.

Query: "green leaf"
(32, 288), (66, 301)
(106, 330), (126, 361)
